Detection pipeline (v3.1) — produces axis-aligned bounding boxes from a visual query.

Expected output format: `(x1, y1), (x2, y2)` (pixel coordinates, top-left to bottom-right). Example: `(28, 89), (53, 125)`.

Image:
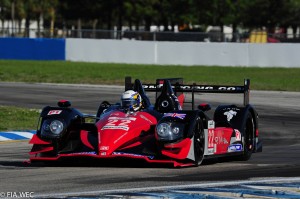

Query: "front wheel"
(240, 112), (255, 161)
(193, 117), (205, 166)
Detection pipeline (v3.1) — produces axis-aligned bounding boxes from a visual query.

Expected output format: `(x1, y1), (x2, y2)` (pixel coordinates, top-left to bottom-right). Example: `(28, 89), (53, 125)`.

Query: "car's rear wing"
(125, 77), (250, 108)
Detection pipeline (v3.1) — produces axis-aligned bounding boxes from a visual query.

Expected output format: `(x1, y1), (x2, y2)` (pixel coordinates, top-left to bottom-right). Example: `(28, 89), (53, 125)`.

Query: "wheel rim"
(194, 119), (205, 165)
(245, 116), (254, 151)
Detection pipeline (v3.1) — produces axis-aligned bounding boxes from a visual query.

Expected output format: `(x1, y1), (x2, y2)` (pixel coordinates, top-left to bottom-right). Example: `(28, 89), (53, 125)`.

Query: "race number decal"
(207, 120), (215, 154)
(208, 129), (214, 148)
(101, 117), (136, 131)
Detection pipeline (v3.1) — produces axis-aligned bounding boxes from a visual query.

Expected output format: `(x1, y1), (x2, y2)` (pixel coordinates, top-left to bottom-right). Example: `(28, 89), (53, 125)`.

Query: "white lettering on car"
(47, 110), (62, 115)
(224, 110), (237, 121)
(101, 117), (136, 131)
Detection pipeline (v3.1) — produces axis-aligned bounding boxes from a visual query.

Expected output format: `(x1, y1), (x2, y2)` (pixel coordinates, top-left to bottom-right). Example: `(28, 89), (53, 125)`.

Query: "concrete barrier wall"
(156, 42), (249, 66)
(0, 38), (299, 67)
(66, 39), (156, 64)
(66, 39), (300, 67)
(248, 44), (300, 67)
(0, 38), (65, 60)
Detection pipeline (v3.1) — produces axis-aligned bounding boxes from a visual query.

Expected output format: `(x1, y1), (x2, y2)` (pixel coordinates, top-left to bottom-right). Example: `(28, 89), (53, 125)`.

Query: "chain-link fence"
(1, 28), (300, 43)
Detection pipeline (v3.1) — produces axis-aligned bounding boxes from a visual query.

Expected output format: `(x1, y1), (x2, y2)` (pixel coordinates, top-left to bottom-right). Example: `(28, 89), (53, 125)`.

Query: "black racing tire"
(240, 112), (255, 161)
(193, 117), (205, 166)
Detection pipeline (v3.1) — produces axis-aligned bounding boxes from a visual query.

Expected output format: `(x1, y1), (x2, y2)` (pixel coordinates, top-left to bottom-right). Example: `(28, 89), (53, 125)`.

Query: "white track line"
(4, 131), (34, 138)
(35, 177), (300, 198)
(0, 131), (34, 141)
(0, 135), (11, 141)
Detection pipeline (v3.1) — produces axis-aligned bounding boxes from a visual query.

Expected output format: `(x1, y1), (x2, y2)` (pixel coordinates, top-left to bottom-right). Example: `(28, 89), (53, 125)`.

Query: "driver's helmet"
(121, 90), (142, 111)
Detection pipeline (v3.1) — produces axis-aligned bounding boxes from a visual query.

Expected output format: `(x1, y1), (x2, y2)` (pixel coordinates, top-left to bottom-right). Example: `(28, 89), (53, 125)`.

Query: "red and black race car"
(29, 77), (262, 167)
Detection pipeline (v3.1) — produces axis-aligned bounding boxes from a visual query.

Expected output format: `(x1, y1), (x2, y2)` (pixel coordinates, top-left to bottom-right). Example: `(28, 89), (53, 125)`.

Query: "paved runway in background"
(0, 82), (299, 198)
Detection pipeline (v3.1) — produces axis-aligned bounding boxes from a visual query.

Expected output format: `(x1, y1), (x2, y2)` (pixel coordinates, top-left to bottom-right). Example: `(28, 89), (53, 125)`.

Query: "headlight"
(41, 119), (65, 138)
(50, 120), (64, 134)
(156, 122), (184, 141)
(157, 123), (171, 137)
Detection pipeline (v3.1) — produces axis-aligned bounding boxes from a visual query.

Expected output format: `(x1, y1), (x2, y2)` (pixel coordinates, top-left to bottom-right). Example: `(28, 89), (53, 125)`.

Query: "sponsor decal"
(214, 136), (228, 144)
(143, 85), (157, 89)
(108, 117), (136, 121)
(224, 138), (229, 144)
(178, 85), (238, 91)
(228, 144), (243, 152)
(113, 132), (128, 144)
(224, 110), (237, 121)
(112, 152), (154, 159)
(139, 114), (153, 124)
(214, 130), (228, 145)
(164, 113), (186, 120)
(222, 107), (240, 111)
(69, 151), (96, 155)
(143, 85), (242, 91)
(102, 126), (129, 131)
(101, 117), (136, 131)
(47, 110), (62, 115)
(125, 112), (137, 117)
(100, 146), (109, 151)
(208, 120), (215, 129)
(234, 129), (242, 141)
(207, 148), (214, 155)
(218, 87), (236, 91)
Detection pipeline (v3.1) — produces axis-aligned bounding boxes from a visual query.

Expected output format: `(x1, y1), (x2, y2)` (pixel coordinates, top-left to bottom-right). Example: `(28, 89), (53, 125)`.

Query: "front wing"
(29, 133), (196, 167)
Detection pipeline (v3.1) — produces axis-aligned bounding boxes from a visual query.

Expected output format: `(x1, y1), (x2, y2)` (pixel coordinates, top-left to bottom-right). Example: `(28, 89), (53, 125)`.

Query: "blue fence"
(0, 38), (65, 60)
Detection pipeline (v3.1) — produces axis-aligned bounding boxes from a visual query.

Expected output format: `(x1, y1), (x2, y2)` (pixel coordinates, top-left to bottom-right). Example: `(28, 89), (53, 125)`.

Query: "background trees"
(0, 0), (299, 35)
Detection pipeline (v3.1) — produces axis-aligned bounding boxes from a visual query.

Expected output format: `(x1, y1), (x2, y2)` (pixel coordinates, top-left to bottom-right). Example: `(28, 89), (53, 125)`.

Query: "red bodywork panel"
(29, 134), (50, 145)
(95, 111), (157, 156)
(162, 138), (192, 160)
(80, 130), (95, 150)
(214, 128), (233, 154)
(177, 94), (185, 108)
(208, 127), (234, 155)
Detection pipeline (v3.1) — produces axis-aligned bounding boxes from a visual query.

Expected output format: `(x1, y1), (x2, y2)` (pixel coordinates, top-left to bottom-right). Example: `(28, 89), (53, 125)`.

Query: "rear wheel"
(193, 117), (205, 166)
(240, 112), (255, 161)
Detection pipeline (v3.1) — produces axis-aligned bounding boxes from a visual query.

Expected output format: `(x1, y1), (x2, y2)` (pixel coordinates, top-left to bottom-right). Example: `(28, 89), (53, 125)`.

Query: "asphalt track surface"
(0, 82), (300, 198)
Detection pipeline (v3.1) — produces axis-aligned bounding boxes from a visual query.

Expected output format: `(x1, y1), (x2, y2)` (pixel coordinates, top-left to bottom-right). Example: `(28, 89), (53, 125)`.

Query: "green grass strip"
(0, 60), (299, 91)
(0, 106), (40, 131)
